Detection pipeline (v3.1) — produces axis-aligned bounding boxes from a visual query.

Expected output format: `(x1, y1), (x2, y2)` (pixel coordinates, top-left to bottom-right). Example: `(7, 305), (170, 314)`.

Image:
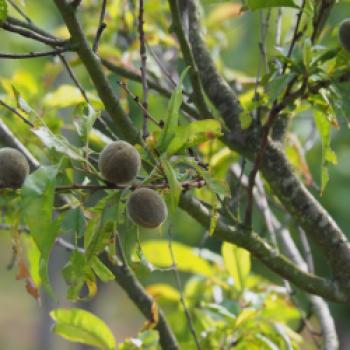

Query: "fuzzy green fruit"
(339, 19), (350, 53)
(0, 148), (30, 188)
(127, 188), (168, 228)
(98, 140), (141, 184)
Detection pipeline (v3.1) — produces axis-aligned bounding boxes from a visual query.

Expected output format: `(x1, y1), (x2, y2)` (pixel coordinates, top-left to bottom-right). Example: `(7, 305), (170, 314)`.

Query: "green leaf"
(313, 110), (337, 193)
(247, 0), (298, 10)
(62, 207), (86, 238)
(158, 67), (189, 152)
(0, 0), (7, 22)
(266, 73), (295, 102)
(141, 240), (214, 276)
(74, 104), (98, 143)
(222, 242), (251, 292)
(91, 257), (115, 282)
(62, 251), (97, 301)
(50, 308), (116, 350)
(166, 119), (222, 155)
(44, 84), (103, 109)
(21, 235), (41, 287)
(85, 193), (120, 261)
(209, 196), (219, 236)
(161, 159), (182, 215)
(33, 126), (85, 162)
(147, 283), (181, 302)
(21, 165), (61, 297)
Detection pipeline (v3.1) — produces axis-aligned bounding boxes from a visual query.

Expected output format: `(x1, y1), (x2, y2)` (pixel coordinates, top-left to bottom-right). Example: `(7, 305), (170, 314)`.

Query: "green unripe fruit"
(127, 188), (168, 228)
(339, 19), (350, 53)
(0, 148), (30, 188)
(98, 140), (141, 184)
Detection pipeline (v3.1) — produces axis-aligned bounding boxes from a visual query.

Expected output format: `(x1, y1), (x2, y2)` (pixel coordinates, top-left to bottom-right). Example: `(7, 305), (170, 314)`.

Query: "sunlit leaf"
(44, 84), (103, 109)
(166, 119), (222, 155)
(146, 284), (180, 302)
(222, 242), (251, 292)
(247, 0), (298, 10)
(158, 67), (189, 153)
(50, 308), (116, 350)
(91, 257), (115, 282)
(313, 110), (337, 193)
(161, 159), (182, 215)
(141, 240), (214, 276)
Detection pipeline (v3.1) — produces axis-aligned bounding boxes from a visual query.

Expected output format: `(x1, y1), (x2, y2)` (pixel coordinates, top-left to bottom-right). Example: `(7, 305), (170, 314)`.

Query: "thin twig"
(146, 42), (177, 88)
(102, 58), (201, 119)
(168, 228), (202, 350)
(0, 21), (67, 46)
(53, 179), (205, 192)
(93, 0), (107, 52)
(7, 0), (32, 24)
(0, 47), (69, 59)
(59, 54), (90, 103)
(138, 0), (149, 138)
(244, 1), (307, 227)
(0, 99), (34, 127)
(118, 80), (163, 128)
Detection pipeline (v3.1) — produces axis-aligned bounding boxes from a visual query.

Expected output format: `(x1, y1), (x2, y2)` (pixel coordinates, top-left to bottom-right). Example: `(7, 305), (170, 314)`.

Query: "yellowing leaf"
(50, 308), (116, 350)
(44, 85), (103, 109)
(207, 4), (243, 27)
(146, 284), (180, 302)
(141, 240), (214, 277)
(222, 242), (250, 292)
(285, 134), (312, 186)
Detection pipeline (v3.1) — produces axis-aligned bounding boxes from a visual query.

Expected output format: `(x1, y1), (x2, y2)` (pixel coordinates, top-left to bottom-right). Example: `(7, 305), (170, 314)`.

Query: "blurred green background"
(0, 0), (350, 349)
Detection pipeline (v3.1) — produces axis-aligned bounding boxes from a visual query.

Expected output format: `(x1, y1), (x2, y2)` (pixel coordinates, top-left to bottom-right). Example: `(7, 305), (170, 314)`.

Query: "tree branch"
(179, 193), (348, 304)
(92, 0), (107, 52)
(167, 0), (211, 117)
(0, 47), (70, 59)
(0, 21), (67, 46)
(0, 99), (34, 127)
(102, 233), (179, 350)
(53, 0), (141, 144)
(186, 0), (350, 289)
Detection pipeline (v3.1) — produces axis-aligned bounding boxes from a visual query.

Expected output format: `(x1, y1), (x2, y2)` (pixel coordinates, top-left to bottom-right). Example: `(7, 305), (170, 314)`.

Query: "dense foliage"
(1, 0), (350, 349)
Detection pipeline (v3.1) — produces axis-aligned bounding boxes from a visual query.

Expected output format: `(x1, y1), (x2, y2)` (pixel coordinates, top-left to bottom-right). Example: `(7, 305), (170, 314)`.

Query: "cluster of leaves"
(48, 241), (302, 349)
(2, 0), (350, 348)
